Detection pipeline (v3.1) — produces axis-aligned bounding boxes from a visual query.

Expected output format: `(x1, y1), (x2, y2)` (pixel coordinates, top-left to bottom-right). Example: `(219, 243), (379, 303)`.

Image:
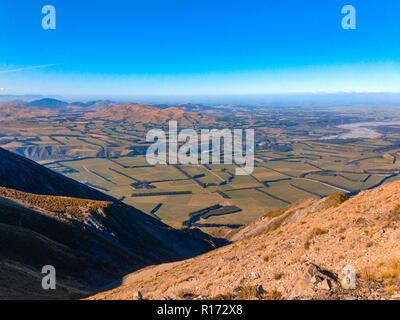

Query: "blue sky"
(0, 0), (399, 98)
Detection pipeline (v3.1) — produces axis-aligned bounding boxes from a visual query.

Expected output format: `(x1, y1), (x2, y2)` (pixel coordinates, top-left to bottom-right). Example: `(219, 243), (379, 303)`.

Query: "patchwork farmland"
(1, 106), (400, 236)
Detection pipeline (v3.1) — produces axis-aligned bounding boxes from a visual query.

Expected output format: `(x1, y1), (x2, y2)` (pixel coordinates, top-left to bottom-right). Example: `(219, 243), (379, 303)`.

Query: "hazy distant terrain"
(1, 99), (400, 236)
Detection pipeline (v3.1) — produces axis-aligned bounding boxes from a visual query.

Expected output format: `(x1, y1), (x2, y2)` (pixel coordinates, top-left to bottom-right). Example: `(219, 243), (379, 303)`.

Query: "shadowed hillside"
(0, 148), (217, 299)
(0, 147), (112, 200)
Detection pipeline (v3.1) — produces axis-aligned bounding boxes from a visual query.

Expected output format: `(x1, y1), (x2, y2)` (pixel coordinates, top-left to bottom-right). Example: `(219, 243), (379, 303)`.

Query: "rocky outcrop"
(288, 263), (339, 299)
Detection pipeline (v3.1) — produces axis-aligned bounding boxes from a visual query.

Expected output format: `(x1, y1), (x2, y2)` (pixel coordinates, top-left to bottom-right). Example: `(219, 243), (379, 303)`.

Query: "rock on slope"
(89, 183), (400, 300)
(0, 148), (215, 299)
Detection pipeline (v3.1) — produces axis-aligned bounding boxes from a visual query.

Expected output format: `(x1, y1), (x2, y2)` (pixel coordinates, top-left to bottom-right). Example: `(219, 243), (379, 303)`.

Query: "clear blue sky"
(0, 0), (399, 98)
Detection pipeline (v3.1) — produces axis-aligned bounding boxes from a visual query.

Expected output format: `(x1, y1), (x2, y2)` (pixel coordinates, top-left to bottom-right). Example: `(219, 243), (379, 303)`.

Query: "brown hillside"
(89, 182), (400, 300)
(0, 103), (53, 120)
(85, 103), (212, 126)
(0, 187), (217, 299)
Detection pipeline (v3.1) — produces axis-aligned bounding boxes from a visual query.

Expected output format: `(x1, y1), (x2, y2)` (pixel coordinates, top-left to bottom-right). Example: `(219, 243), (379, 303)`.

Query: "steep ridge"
(0, 149), (216, 299)
(228, 194), (350, 242)
(8, 144), (145, 162)
(89, 182), (400, 300)
(0, 147), (112, 200)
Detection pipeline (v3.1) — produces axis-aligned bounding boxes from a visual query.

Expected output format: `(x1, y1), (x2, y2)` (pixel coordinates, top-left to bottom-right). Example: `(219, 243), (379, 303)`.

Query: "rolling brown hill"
(89, 183), (400, 300)
(85, 103), (213, 126)
(0, 148), (216, 299)
(0, 103), (53, 120)
(0, 100), (111, 121)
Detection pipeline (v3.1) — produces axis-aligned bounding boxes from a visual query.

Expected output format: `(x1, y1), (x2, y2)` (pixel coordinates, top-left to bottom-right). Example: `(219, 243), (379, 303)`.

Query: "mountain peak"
(25, 98), (68, 109)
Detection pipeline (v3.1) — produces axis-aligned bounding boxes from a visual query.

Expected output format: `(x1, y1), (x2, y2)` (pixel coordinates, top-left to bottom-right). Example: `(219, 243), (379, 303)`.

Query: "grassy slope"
(89, 181), (400, 300)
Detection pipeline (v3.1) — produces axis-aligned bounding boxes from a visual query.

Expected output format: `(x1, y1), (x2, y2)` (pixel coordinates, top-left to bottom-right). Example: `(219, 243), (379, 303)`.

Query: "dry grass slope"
(89, 182), (400, 300)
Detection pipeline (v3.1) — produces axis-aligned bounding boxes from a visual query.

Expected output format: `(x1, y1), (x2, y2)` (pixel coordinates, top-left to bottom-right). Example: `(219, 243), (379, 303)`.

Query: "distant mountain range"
(0, 102), (53, 120)
(0, 99), (214, 125)
(25, 98), (113, 109)
(85, 103), (214, 126)
(0, 94), (44, 102)
(2, 92), (400, 107)
(0, 95), (114, 109)
(25, 98), (69, 109)
(0, 99), (115, 121)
